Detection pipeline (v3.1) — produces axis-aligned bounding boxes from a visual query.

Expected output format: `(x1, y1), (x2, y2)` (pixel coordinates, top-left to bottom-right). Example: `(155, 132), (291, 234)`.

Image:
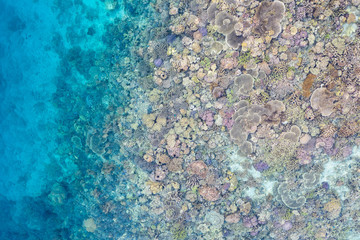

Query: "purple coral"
(154, 58), (163, 67)
(243, 216), (258, 228)
(322, 181), (330, 190)
(200, 111), (214, 127)
(316, 137), (336, 156)
(342, 145), (353, 158)
(254, 161), (269, 172)
(199, 27), (208, 36)
(282, 221), (293, 231)
(222, 110), (234, 129)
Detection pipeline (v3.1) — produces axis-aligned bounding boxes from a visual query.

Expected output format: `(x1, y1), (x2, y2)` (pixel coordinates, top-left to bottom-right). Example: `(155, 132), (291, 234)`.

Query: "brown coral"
(281, 125), (301, 142)
(264, 100), (286, 124)
(320, 124), (337, 138)
(187, 161), (208, 178)
(157, 154), (170, 164)
(338, 121), (360, 137)
(233, 74), (254, 96)
(302, 73), (316, 98)
(226, 31), (244, 49)
(225, 213), (240, 223)
(168, 158), (183, 172)
(199, 186), (220, 201)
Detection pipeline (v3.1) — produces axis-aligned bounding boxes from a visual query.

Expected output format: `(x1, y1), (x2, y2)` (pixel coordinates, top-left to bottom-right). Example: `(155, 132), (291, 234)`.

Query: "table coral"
(254, 0), (286, 38)
(310, 88), (336, 117)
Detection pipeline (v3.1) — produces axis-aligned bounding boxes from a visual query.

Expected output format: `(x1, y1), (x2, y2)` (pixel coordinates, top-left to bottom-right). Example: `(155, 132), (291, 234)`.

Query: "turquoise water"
(0, 0), (152, 238)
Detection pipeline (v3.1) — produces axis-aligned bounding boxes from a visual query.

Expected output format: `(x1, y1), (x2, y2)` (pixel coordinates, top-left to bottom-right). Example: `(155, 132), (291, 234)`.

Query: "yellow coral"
(324, 198), (341, 219)
(146, 181), (163, 194)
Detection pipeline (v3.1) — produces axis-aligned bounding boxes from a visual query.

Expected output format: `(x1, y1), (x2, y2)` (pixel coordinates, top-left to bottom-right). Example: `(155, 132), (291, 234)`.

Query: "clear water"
(0, 0), (132, 238)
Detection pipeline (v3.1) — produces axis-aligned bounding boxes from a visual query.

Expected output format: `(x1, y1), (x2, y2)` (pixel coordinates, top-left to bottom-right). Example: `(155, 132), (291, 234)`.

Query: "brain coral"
(215, 11), (236, 35)
(310, 88), (336, 116)
(254, 0), (285, 38)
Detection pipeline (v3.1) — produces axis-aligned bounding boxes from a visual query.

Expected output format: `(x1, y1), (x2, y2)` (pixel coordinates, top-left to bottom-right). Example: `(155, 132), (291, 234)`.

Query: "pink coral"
(297, 149), (312, 165)
(316, 137), (337, 156)
(187, 160), (208, 178)
(222, 110), (235, 129)
(225, 213), (240, 223)
(220, 57), (238, 70)
(200, 111), (214, 127)
(199, 186), (220, 201)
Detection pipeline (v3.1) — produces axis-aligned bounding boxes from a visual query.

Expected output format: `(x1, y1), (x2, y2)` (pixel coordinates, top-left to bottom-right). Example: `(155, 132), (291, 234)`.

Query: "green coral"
(171, 223), (187, 240)
(283, 209), (294, 220)
(200, 57), (212, 71)
(238, 51), (252, 66)
(226, 89), (236, 106)
(206, 24), (218, 36)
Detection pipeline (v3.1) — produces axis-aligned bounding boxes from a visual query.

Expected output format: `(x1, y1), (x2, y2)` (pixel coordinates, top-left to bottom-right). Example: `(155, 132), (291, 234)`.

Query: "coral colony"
(1, 0), (360, 239)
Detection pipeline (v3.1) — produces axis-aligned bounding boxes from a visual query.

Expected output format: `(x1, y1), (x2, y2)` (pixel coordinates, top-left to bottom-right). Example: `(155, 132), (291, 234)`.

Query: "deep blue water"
(0, 0), (141, 238)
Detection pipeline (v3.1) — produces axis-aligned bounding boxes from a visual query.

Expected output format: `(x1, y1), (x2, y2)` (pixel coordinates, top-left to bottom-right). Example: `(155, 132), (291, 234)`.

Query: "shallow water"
(0, 0), (359, 239)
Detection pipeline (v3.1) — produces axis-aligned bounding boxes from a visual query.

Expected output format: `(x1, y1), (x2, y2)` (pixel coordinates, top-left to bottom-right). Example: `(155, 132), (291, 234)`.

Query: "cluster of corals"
(230, 98), (287, 156)
(214, 10), (244, 49)
(135, 0), (360, 238)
